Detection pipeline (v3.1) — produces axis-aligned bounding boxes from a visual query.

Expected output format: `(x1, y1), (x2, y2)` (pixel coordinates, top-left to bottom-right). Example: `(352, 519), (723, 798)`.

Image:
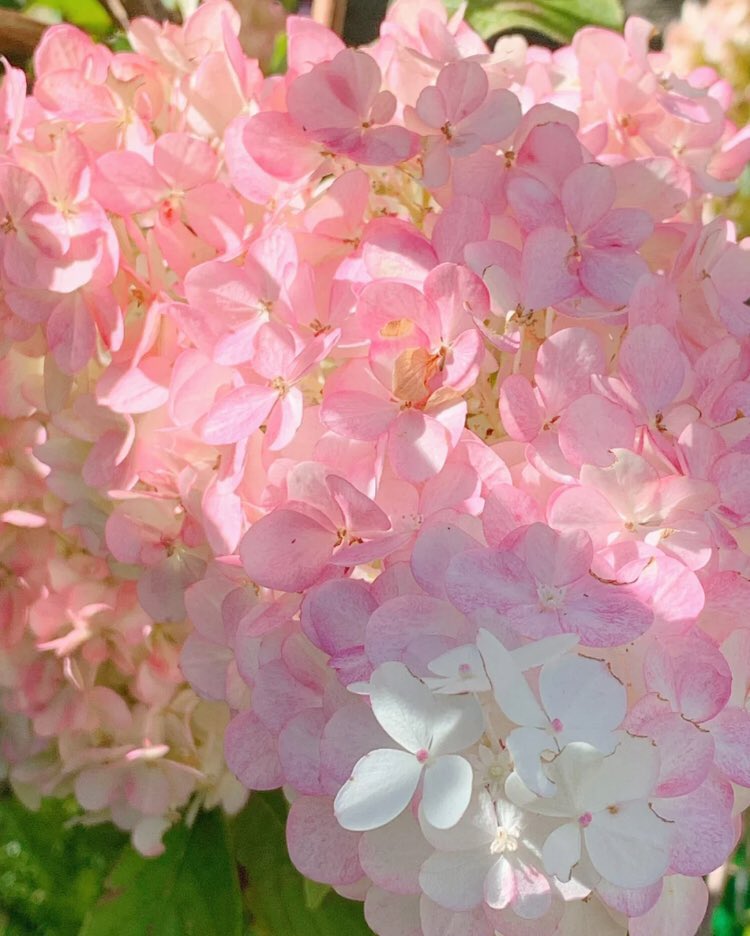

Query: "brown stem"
(119, 0), (180, 23)
(311, 0), (348, 36)
(0, 10), (46, 66)
(99, 0), (131, 31)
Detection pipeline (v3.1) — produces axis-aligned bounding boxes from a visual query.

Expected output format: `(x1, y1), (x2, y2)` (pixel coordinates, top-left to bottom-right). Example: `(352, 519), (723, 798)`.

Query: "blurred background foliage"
(0, 0), (749, 933)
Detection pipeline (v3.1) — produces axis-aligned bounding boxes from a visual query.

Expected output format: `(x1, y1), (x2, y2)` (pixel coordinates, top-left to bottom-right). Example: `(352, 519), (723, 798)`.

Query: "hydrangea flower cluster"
(1, 0), (750, 930)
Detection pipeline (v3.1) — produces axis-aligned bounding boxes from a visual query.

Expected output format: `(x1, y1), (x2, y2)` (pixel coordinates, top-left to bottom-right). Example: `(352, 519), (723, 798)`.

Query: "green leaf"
(23, 0), (112, 36)
(266, 31), (288, 76)
(0, 793), (126, 936)
(449, 0), (624, 43)
(303, 879), (332, 911)
(80, 809), (243, 936)
(233, 792), (373, 936)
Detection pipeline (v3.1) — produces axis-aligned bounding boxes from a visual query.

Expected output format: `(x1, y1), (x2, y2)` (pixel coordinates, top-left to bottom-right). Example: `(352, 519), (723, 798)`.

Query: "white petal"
(507, 726), (557, 797)
(543, 822), (581, 882)
(539, 655), (626, 736)
(422, 754), (474, 829)
(369, 661), (435, 752)
(511, 634), (580, 671)
(426, 644), (491, 693)
(429, 693), (485, 755)
(521, 742), (605, 817)
(477, 629), (547, 727)
(581, 735), (660, 813)
(420, 788), (497, 850)
(484, 855), (515, 910)
(419, 847), (494, 911)
(334, 748), (423, 831)
(585, 801), (671, 889)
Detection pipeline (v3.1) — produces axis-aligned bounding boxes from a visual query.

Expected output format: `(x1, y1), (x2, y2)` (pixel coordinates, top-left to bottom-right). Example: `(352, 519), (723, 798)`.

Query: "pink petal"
(278, 708), (326, 795)
(588, 207), (653, 250)
(46, 294), (96, 374)
(225, 709), (283, 790)
(92, 151), (165, 213)
(388, 409), (450, 483)
(445, 548), (536, 615)
(619, 325), (685, 415)
(507, 175), (565, 233)
(708, 706), (750, 786)
(327, 475), (390, 533)
(287, 796), (363, 885)
(658, 780), (737, 876)
(499, 374), (542, 442)
(239, 508), (337, 593)
(643, 635), (731, 723)
(558, 395), (636, 467)
(536, 327), (605, 414)
(579, 248), (649, 305)
(243, 111), (321, 181)
(180, 633), (232, 702)
(154, 132), (218, 190)
(561, 162), (615, 233)
(564, 580), (653, 647)
(200, 384), (278, 446)
(521, 226), (581, 310)
(321, 391), (396, 441)
(302, 577), (374, 660)
(521, 523), (592, 587)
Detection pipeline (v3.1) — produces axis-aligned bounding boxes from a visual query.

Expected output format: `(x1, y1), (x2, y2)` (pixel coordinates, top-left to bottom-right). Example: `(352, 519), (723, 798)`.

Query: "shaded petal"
(585, 801), (670, 889)
(422, 754), (474, 829)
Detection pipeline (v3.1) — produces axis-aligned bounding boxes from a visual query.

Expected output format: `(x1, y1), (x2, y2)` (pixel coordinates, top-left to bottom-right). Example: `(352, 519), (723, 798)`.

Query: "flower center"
(537, 583), (565, 610)
(578, 812), (593, 828)
(490, 827), (518, 855)
(270, 376), (289, 396)
(416, 748), (430, 764)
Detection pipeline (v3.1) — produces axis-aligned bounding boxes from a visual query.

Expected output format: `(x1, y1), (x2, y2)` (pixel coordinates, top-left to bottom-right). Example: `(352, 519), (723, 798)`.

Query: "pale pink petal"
(224, 709), (283, 790)
(321, 391), (396, 441)
(629, 876), (708, 936)
(420, 847), (493, 911)
(288, 795), (363, 884)
(153, 132), (218, 189)
(388, 409), (450, 483)
(657, 780), (737, 876)
(360, 809), (431, 895)
(180, 633), (232, 701)
(278, 708), (325, 795)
